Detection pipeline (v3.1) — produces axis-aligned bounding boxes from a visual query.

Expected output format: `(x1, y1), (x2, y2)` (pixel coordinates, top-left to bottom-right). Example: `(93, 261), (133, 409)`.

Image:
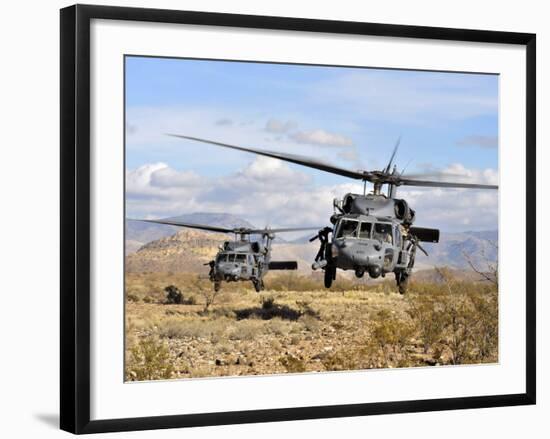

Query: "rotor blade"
(384, 136), (401, 173)
(249, 226), (324, 234)
(398, 178), (498, 190)
(400, 172), (463, 179)
(137, 219), (235, 233)
(168, 134), (368, 180)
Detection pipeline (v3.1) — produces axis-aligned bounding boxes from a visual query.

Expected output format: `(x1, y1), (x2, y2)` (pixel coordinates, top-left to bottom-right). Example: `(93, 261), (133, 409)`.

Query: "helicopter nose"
(335, 240), (382, 266)
(225, 266), (240, 275)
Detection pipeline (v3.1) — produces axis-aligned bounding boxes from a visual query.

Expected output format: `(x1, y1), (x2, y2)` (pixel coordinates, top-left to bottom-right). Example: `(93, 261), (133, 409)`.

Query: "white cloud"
(440, 163), (498, 185)
(126, 158), (497, 232)
(290, 129), (354, 147)
(126, 162), (204, 193)
(234, 156), (311, 187)
(397, 164), (498, 231)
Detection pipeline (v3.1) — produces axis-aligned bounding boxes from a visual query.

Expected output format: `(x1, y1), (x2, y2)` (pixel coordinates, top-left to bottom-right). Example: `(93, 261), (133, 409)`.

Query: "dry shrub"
(159, 317), (228, 341)
(406, 295), (447, 354)
(261, 295), (275, 309)
(440, 291), (498, 364)
(469, 290), (498, 361)
(279, 354), (306, 373)
(164, 285), (183, 304)
(265, 272), (367, 293)
(127, 293), (140, 303)
(209, 307), (236, 319)
(322, 349), (358, 371)
(228, 320), (264, 341)
(300, 314), (321, 332)
(126, 337), (174, 381)
(364, 309), (415, 368)
(266, 317), (292, 336)
(407, 271), (498, 365)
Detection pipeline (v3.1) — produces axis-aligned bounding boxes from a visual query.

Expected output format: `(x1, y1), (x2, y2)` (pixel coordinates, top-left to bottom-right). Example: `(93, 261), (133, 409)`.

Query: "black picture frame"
(60, 4), (536, 434)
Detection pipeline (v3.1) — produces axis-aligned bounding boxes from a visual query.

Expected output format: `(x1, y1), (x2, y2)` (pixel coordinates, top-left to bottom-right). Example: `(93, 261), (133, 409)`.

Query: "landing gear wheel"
(214, 281), (221, 292)
(396, 272), (409, 295)
(253, 279), (262, 293)
(355, 270), (364, 279)
(324, 265), (336, 288)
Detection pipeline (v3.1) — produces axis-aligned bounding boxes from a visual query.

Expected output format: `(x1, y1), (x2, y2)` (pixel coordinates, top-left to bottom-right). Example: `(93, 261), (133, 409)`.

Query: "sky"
(125, 56), (499, 233)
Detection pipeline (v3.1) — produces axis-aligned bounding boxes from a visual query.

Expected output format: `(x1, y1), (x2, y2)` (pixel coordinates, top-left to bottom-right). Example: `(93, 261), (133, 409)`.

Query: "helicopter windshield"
(373, 223), (393, 244)
(218, 253), (247, 263)
(336, 219), (360, 238)
(358, 222), (372, 239)
(234, 254), (247, 263)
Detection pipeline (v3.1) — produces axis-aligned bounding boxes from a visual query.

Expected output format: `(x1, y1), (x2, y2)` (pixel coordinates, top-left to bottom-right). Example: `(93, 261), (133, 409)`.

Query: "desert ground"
(125, 270), (498, 381)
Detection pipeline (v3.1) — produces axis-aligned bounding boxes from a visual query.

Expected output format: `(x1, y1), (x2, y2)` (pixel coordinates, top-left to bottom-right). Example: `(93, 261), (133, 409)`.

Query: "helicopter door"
(383, 249), (394, 271)
(248, 255), (256, 276)
(383, 225), (401, 270)
(394, 226), (407, 266)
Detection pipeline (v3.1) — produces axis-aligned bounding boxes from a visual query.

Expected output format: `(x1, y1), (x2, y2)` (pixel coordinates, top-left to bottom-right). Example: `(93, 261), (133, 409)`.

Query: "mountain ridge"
(126, 212), (497, 270)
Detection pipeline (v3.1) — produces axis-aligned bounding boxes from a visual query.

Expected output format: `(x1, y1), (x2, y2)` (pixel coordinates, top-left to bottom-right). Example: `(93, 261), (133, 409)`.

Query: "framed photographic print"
(60, 4), (536, 434)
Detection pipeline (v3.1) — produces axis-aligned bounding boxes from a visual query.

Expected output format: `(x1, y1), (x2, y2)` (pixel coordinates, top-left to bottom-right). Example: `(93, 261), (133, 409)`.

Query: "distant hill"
(125, 226), (319, 274)
(125, 212), (256, 254)
(417, 230), (497, 269)
(125, 210), (497, 273)
(126, 229), (227, 273)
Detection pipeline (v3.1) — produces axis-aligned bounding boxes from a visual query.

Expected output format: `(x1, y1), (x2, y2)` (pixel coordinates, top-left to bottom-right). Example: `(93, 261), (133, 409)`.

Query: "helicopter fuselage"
(330, 213), (410, 278)
(207, 236), (298, 291)
(208, 239), (267, 284)
(212, 244), (265, 283)
(313, 192), (439, 290)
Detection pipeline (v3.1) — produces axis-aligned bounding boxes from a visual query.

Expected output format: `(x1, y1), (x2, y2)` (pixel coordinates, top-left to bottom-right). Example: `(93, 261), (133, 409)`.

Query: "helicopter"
(167, 134), (498, 294)
(139, 219), (320, 292)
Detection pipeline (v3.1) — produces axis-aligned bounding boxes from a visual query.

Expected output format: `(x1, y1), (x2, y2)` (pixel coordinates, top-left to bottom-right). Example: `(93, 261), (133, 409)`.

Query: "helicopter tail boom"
(409, 226), (440, 243)
(268, 261), (298, 270)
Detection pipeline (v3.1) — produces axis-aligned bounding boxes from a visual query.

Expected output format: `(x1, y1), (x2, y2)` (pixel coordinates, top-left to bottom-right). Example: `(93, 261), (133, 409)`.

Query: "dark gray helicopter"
(168, 134), (498, 294)
(139, 219), (320, 292)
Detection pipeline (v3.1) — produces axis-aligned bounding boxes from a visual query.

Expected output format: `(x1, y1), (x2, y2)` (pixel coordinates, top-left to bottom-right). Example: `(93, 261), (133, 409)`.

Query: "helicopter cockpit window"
(336, 219), (360, 238)
(234, 254), (247, 263)
(373, 223), (393, 244)
(394, 226), (402, 248)
(358, 222), (372, 239)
